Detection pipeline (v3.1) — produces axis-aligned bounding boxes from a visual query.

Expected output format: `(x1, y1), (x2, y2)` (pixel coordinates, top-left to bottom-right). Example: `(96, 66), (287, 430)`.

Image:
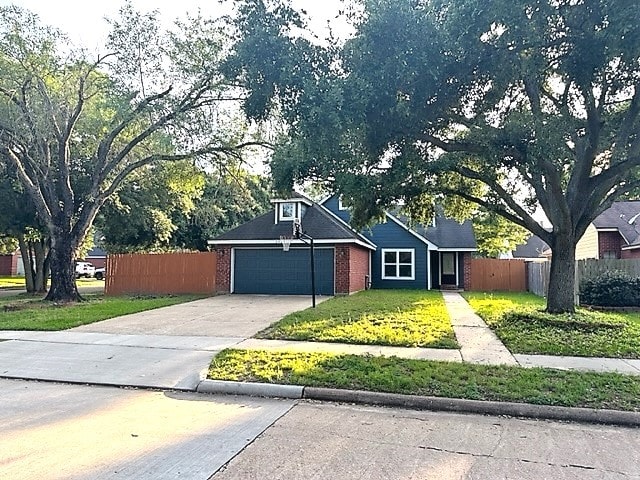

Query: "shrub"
(580, 271), (640, 307)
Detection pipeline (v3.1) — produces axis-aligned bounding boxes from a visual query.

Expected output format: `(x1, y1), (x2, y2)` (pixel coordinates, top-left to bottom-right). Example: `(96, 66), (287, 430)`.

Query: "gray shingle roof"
(593, 201), (640, 245)
(512, 235), (549, 258)
(211, 203), (375, 247)
(391, 210), (476, 249)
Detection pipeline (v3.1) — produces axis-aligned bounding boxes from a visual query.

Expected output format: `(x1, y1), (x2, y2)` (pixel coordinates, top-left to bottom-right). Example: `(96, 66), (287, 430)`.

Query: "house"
(208, 192), (477, 295)
(576, 201), (640, 260)
(511, 235), (549, 262)
(0, 251), (21, 276)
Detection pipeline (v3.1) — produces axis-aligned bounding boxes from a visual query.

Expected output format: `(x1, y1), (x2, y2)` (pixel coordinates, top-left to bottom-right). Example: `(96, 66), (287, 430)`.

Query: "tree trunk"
(33, 239), (48, 293)
(44, 232), (81, 302)
(546, 233), (577, 314)
(17, 234), (35, 293)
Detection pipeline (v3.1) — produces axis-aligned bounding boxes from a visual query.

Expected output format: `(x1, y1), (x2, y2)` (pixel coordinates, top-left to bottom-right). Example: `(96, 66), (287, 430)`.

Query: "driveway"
(0, 295), (314, 390)
(71, 294), (316, 337)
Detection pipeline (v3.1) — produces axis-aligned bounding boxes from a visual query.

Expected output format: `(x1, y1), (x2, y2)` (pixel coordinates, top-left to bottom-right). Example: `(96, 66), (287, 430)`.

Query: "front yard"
(209, 348), (640, 411)
(462, 292), (640, 358)
(0, 293), (203, 330)
(257, 289), (458, 348)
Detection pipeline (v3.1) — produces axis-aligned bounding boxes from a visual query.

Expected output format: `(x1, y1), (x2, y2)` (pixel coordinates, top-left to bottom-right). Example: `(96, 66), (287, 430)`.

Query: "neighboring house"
(576, 201), (640, 260)
(0, 251), (20, 276)
(208, 192), (477, 295)
(84, 246), (107, 269)
(510, 235), (549, 262)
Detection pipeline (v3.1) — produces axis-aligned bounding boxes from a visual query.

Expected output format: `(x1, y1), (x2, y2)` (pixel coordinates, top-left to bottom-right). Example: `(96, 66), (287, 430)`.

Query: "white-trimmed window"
(279, 202), (296, 221)
(382, 249), (415, 280)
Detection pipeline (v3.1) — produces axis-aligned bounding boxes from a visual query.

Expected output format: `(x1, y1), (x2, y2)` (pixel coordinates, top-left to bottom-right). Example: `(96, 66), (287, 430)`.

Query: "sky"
(0, 0), (353, 50)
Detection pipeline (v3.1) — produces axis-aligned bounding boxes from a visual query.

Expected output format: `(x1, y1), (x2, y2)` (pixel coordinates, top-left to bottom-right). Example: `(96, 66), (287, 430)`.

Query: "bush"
(580, 271), (640, 307)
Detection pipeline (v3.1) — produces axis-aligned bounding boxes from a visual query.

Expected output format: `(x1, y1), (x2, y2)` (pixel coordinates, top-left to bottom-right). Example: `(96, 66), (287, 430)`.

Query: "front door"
(440, 252), (457, 286)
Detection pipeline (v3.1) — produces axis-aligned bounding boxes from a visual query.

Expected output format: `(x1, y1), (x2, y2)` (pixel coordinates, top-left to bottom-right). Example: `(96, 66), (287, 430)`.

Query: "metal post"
(310, 236), (316, 308)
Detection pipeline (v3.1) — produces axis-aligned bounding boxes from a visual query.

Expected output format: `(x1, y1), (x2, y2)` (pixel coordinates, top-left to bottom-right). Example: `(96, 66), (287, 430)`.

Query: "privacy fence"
(527, 258), (640, 303)
(105, 252), (217, 296)
(468, 259), (527, 292)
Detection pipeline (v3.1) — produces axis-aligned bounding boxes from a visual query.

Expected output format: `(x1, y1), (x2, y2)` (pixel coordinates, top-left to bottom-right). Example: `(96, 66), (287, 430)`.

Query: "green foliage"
(0, 5), (262, 301)
(581, 271), (640, 307)
(173, 168), (271, 251)
(464, 292), (640, 357)
(98, 161), (206, 252)
(209, 349), (640, 411)
(258, 290), (457, 348)
(472, 210), (529, 258)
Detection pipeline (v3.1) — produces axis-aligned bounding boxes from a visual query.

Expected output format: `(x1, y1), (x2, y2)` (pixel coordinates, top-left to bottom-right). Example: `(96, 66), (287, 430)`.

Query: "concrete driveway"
(71, 294), (317, 337)
(0, 295), (315, 390)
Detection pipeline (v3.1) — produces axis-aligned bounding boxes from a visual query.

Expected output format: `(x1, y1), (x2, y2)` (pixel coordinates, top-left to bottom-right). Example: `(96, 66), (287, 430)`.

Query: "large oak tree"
(227, 0), (640, 313)
(0, 5), (261, 302)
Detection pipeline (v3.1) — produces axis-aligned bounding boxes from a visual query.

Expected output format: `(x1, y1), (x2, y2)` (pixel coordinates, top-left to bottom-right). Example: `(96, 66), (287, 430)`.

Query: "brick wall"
(621, 248), (640, 259)
(0, 255), (13, 275)
(348, 246), (370, 293)
(598, 231), (623, 259)
(335, 245), (370, 294)
(463, 253), (472, 290)
(215, 247), (231, 293)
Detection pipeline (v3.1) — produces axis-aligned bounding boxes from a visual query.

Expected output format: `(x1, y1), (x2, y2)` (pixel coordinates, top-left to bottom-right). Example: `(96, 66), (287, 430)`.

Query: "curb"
(197, 380), (304, 399)
(197, 380), (640, 427)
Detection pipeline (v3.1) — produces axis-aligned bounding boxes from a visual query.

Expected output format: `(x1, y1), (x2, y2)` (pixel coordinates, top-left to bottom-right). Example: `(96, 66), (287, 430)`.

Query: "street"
(2, 379), (639, 480)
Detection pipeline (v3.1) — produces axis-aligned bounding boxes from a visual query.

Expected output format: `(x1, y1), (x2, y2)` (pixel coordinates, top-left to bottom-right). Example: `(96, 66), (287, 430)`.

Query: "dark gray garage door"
(233, 248), (335, 295)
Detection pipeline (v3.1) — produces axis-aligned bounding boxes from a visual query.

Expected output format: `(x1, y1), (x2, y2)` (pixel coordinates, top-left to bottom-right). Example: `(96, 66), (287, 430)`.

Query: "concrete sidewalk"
(226, 292), (640, 377)
(0, 295), (313, 390)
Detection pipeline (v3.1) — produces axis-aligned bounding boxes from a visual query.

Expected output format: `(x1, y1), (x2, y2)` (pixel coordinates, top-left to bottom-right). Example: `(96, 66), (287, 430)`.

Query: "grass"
(0, 276), (27, 288)
(208, 349), (640, 411)
(0, 276), (105, 289)
(462, 292), (640, 358)
(0, 293), (203, 330)
(257, 289), (457, 348)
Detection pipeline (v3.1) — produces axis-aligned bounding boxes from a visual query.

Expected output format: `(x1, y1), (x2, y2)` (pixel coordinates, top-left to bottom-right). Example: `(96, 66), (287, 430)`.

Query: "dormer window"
(280, 202), (296, 221)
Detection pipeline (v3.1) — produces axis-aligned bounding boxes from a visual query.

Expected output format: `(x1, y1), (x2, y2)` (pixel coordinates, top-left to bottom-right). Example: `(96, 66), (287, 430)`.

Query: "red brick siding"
(335, 245), (370, 294)
(85, 257), (106, 268)
(215, 247), (231, 293)
(598, 231), (623, 259)
(0, 255), (13, 275)
(463, 253), (472, 290)
(348, 246), (370, 293)
(622, 248), (640, 259)
(335, 245), (350, 294)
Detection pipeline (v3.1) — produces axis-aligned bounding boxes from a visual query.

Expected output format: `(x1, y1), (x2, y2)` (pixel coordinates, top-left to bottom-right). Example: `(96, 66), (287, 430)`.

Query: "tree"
(472, 211), (530, 258)
(226, 0), (640, 313)
(98, 161), (205, 252)
(0, 5), (262, 302)
(173, 167), (271, 251)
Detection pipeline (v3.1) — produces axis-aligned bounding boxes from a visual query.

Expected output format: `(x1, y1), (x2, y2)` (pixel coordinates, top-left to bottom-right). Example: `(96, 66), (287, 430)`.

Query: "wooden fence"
(468, 258), (527, 292)
(527, 261), (550, 297)
(527, 258), (640, 303)
(105, 252), (217, 296)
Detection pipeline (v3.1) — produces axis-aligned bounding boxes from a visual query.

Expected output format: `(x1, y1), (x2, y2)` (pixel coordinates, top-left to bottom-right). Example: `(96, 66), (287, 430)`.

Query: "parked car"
(94, 267), (106, 281)
(75, 261), (95, 278)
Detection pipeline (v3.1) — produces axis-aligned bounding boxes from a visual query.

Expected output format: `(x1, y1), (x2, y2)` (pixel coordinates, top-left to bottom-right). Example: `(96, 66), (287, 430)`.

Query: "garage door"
(233, 248), (335, 295)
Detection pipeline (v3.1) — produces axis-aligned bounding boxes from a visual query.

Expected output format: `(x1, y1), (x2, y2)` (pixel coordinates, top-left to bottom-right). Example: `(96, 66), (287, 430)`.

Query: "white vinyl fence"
(528, 258), (640, 304)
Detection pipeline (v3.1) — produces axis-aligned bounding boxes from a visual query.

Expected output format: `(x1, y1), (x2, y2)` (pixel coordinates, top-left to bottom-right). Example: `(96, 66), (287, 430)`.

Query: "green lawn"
(257, 289), (458, 348)
(462, 292), (640, 358)
(0, 276), (27, 288)
(0, 276), (105, 289)
(0, 294), (203, 330)
(208, 349), (640, 411)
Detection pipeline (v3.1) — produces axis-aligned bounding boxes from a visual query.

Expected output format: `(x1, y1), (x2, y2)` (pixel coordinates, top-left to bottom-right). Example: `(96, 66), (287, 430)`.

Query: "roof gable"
(593, 201), (640, 245)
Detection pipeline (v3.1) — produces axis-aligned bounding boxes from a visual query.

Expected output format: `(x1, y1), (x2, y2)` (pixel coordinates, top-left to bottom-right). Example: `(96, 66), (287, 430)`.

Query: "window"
(279, 202), (296, 221)
(338, 196), (348, 210)
(382, 249), (415, 280)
